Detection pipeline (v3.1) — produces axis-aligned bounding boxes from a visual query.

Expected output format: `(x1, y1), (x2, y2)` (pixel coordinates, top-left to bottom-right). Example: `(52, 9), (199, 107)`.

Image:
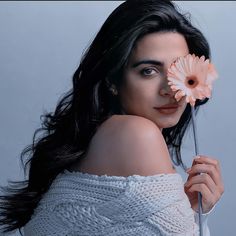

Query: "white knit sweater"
(24, 170), (211, 235)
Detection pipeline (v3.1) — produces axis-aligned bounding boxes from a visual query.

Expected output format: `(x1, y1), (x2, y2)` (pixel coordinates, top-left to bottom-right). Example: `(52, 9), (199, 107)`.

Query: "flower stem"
(191, 105), (203, 236)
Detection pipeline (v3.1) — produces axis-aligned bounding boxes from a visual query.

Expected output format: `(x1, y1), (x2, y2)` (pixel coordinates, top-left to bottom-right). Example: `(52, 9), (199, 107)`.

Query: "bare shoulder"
(73, 115), (176, 176)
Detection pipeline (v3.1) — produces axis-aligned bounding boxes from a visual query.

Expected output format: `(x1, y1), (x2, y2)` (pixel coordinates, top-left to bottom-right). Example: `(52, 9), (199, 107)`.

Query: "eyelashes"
(140, 67), (161, 77)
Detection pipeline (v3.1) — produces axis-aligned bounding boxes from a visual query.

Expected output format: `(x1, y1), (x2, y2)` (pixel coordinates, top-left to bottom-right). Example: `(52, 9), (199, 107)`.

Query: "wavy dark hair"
(0, 0), (211, 234)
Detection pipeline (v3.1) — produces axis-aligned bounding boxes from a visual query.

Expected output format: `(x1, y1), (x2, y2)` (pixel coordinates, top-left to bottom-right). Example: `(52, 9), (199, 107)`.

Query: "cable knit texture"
(24, 170), (199, 235)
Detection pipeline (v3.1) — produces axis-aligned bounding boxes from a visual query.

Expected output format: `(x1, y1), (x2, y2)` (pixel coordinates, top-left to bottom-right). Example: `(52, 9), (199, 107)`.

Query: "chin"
(156, 119), (180, 130)
(163, 124), (178, 129)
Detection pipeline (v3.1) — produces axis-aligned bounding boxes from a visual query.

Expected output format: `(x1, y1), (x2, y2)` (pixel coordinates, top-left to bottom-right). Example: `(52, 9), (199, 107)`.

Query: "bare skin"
(70, 114), (176, 176)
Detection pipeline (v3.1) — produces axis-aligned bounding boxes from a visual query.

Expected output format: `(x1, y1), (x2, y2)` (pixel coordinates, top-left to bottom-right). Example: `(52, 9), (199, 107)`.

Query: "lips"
(154, 104), (179, 109)
(153, 103), (179, 115)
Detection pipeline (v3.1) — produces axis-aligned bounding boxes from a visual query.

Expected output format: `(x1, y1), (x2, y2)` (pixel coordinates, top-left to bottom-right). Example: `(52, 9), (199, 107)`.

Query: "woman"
(0, 0), (224, 235)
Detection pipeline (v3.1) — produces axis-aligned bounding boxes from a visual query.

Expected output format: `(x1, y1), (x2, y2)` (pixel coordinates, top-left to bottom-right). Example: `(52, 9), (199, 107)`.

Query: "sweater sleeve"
(194, 212), (210, 236)
(94, 174), (199, 235)
(194, 204), (216, 236)
(97, 174), (187, 220)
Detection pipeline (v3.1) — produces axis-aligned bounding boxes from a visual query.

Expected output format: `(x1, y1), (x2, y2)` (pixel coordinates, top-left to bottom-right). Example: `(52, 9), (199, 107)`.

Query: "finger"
(188, 183), (216, 212)
(188, 183), (212, 199)
(194, 155), (221, 173)
(185, 173), (216, 194)
(185, 170), (204, 184)
(188, 163), (224, 194)
(187, 163), (220, 186)
(191, 155), (223, 187)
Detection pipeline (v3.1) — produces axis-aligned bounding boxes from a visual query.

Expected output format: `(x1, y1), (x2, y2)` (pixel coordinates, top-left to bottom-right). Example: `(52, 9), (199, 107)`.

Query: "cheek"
(120, 84), (140, 109)
(180, 102), (188, 114)
(120, 81), (153, 105)
(119, 79), (153, 112)
(122, 72), (156, 96)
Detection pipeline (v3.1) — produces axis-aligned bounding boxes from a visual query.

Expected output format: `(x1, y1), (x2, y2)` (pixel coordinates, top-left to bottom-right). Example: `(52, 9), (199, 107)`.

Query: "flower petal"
(167, 54), (218, 105)
(175, 90), (185, 101)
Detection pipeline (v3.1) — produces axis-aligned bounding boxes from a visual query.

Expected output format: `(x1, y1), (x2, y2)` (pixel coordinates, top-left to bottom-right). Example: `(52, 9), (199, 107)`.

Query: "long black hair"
(0, 0), (210, 233)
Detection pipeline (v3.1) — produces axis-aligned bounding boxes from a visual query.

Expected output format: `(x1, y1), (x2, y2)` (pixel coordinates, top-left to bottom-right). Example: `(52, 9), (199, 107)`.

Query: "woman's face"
(119, 32), (189, 130)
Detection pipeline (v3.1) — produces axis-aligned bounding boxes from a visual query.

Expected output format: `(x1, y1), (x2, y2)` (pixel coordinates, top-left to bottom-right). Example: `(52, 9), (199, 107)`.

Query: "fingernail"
(194, 155), (201, 159)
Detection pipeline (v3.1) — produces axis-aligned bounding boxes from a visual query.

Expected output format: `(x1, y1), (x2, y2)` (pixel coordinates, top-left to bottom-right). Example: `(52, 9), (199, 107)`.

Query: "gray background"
(0, 1), (235, 235)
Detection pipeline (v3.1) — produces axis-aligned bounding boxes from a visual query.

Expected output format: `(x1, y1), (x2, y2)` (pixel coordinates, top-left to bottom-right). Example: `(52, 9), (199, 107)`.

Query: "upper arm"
(89, 115), (175, 176)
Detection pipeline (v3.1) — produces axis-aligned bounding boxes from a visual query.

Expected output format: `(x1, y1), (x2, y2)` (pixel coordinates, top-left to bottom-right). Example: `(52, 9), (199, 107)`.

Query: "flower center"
(185, 76), (199, 89)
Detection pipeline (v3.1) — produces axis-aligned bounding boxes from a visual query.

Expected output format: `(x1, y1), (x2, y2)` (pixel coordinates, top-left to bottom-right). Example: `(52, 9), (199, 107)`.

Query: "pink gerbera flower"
(167, 54), (218, 107)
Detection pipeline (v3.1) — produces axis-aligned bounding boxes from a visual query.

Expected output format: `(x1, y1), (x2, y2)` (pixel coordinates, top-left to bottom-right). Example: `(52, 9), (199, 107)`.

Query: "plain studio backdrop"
(0, 1), (235, 235)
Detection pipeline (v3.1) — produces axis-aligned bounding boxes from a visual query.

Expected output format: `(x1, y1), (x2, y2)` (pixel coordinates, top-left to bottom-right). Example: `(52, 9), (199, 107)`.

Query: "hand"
(184, 155), (224, 213)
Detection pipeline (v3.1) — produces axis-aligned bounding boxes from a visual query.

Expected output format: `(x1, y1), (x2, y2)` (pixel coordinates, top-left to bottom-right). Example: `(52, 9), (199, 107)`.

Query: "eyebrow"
(131, 60), (164, 68)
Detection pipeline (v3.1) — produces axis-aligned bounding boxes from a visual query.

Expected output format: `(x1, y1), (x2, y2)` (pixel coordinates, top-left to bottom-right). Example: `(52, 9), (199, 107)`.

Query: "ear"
(105, 77), (112, 88)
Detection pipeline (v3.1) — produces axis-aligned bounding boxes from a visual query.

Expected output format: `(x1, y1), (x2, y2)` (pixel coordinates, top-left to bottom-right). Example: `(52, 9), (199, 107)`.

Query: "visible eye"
(140, 67), (160, 76)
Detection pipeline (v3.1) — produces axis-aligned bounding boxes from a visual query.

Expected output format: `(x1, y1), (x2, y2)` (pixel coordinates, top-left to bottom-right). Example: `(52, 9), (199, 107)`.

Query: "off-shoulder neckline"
(61, 169), (182, 182)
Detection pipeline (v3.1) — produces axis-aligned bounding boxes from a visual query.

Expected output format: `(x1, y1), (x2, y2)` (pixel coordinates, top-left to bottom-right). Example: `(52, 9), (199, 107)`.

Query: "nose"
(159, 79), (176, 98)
